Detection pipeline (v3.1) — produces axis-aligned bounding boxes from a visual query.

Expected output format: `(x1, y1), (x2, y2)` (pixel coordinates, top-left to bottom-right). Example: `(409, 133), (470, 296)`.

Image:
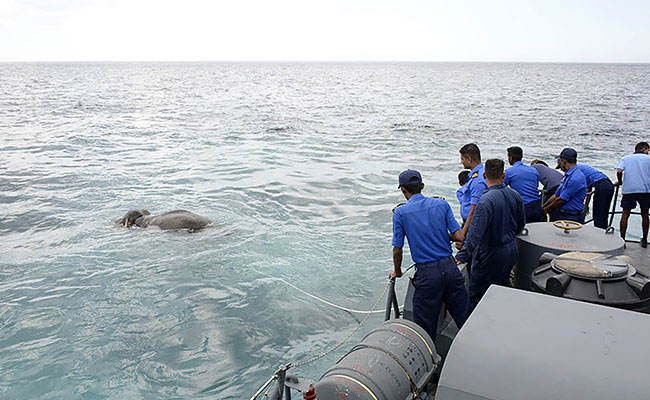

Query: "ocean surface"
(1, 62), (649, 399)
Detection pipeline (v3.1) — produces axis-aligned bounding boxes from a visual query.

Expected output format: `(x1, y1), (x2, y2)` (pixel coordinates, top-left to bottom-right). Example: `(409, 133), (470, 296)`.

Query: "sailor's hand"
(455, 241), (464, 250)
(454, 257), (462, 265)
(389, 270), (403, 279)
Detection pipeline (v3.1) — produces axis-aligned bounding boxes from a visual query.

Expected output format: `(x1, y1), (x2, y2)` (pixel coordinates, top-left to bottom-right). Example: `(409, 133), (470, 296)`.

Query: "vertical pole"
(269, 368), (287, 400)
(392, 287), (401, 318)
(385, 277), (396, 321)
(609, 184), (619, 228)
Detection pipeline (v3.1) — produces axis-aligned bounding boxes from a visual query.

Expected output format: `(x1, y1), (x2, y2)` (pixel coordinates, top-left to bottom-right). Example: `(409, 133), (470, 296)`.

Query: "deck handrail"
(581, 182), (643, 244)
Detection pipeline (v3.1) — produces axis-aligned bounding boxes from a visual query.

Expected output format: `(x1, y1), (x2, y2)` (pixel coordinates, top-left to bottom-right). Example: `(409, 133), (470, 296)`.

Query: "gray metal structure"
(515, 222), (624, 290)
(531, 252), (650, 312)
(436, 285), (650, 400)
(315, 319), (440, 400)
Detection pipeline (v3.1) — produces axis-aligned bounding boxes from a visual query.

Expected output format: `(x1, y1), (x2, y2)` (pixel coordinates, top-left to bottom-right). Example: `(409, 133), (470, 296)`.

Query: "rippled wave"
(0, 62), (649, 399)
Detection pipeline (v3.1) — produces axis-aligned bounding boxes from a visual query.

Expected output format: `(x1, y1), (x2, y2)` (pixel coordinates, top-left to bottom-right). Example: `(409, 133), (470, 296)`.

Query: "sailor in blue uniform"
(455, 159), (526, 306)
(458, 143), (488, 242)
(456, 170), (471, 225)
(574, 161), (614, 229)
(542, 148), (587, 223)
(391, 169), (472, 341)
(504, 146), (542, 223)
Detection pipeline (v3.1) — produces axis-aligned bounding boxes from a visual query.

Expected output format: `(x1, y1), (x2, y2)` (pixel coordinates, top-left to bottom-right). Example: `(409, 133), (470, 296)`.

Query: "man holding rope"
(542, 148), (587, 223)
(391, 169), (472, 341)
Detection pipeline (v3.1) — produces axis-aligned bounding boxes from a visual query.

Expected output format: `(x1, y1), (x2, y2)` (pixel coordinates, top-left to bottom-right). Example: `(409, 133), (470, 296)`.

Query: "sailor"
(391, 169), (472, 341)
(542, 148), (587, 223)
(457, 143), (488, 244)
(573, 160), (614, 229)
(616, 142), (650, 247)
(530, 159), (563, 205)
(456, 170), (471, 225)
(504, 146), (542, 223)
(455, 159), (526, 305)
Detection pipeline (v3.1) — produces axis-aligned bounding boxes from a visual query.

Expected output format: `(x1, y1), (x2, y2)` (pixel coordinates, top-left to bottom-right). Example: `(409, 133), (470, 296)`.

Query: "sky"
(0, 0), (648, 62)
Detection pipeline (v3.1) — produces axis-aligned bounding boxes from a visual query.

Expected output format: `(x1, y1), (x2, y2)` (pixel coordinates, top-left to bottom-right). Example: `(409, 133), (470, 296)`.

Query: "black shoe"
(641, 239), (648, 248)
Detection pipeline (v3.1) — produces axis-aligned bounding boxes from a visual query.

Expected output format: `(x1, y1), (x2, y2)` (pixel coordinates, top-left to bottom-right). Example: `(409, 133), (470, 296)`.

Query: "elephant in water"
(117, 209), (211, 231)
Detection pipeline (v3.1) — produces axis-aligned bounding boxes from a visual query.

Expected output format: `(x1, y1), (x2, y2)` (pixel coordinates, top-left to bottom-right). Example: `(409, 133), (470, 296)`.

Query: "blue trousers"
(412, 257), (472, 342)
(524, 200), (543, 223)
(469, 242), (518, 306)
(592, 179), (614, 229)
(551, 208), (585, 224)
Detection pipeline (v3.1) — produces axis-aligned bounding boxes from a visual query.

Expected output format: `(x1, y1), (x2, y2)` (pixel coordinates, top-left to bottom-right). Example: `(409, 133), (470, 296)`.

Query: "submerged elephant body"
(118, 209), (211, 231)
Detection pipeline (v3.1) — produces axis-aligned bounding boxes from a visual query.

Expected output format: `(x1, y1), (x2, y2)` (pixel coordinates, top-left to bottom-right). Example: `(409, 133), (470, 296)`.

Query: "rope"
(249, 264), (416, 399)
(258, 273), (385, 314)
(291, 277), (393, 368)
(257, 264), (415, 315)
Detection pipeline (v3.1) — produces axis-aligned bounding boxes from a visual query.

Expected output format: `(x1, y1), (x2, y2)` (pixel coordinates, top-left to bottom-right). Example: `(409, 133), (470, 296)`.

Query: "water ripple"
(0, 62), (649, 399)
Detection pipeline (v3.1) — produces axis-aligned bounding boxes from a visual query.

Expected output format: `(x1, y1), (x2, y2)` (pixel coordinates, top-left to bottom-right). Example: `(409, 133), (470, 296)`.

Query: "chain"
(250, 264), (416, 399)
(291, 276), (393, 368)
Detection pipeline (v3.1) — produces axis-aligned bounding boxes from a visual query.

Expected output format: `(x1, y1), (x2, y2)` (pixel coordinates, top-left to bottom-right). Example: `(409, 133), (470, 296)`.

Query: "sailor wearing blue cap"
(504, 146), (542, 223)
(391, 169), (472, 341)
(573, 162), (614, 229)
(542, 148), (587, 223)
(456, 159), (526, 305)
(458, 143), (487, 240)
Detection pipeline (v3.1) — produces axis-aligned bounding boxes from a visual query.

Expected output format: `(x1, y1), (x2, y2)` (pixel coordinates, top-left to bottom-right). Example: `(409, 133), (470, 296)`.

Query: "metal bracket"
(284, 374), (314, 393)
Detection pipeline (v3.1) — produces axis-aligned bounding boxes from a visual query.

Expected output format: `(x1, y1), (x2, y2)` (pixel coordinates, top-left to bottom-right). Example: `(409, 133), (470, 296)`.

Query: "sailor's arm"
(390, 211), (405, 279)
(617, 169), (623, 186)
(542, 195), (566, 215)
(450, 229), (464, 243)
(456, 203), (489, 263)
(461, 204), (476, 238)
(391, 247), (403, 278)
(453, 227), (469, 263)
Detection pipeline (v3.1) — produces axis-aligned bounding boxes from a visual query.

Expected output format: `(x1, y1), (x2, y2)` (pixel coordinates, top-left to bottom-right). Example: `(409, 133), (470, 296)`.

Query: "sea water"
(1, 62), (649, 399)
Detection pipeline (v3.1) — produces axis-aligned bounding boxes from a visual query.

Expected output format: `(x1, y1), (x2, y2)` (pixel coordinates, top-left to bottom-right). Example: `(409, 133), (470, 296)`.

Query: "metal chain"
(291, 277), (393, 369)
(250, 264), (416, 399)
(290, 263), (416, 369)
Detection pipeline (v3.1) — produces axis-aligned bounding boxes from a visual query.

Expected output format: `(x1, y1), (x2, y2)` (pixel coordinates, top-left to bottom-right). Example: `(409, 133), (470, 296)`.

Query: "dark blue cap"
(398, 169), (422, 188)
(556, 148), (578, 160)
(555, 148), (578, 169)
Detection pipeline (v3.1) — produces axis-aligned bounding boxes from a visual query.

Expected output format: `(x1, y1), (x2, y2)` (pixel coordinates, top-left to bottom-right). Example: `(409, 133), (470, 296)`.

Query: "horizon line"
(1, 59), (649, 65)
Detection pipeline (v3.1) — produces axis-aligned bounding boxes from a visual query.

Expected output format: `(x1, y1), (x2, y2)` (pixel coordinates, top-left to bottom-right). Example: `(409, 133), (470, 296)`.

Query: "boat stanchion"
(384, 277), (400, 320)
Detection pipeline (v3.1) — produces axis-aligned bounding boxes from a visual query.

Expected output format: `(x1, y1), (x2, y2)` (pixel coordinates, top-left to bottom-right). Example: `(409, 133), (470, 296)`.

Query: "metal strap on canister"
(349, 343), (419, 398)
(391, 322), (434, 359)
(328, 375), (379, 400)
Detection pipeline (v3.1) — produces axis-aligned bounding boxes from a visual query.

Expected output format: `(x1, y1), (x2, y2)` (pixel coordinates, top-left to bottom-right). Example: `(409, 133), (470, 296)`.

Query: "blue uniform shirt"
(574, 164), (608, 187)
(456, 185), (471, 220)
(392, 194), (461, 263)
(616, 152), (650, 194)
(531, 163), (563, 191)
(456, 183), (526, 263)
(459, 164), (487, 220)
(555, 166), (587, 211)
(504, 161), (541, 204)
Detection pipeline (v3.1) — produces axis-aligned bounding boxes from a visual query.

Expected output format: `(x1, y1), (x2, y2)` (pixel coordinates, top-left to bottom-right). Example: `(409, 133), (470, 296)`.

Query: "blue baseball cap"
(555, 148), (578, 168)
(398, 169), (422, 188)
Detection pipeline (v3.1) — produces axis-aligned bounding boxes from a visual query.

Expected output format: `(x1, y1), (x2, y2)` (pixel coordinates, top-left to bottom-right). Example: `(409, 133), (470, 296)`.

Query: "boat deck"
(623, 242), (650, 275)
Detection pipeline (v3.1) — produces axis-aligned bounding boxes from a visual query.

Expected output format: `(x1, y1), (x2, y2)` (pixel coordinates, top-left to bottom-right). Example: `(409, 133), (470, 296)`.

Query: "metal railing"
(582, 182), (643, 244)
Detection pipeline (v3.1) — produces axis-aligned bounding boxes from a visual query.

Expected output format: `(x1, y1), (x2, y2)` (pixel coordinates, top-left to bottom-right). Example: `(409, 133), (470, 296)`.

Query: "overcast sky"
(1, 0), (648, 62)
